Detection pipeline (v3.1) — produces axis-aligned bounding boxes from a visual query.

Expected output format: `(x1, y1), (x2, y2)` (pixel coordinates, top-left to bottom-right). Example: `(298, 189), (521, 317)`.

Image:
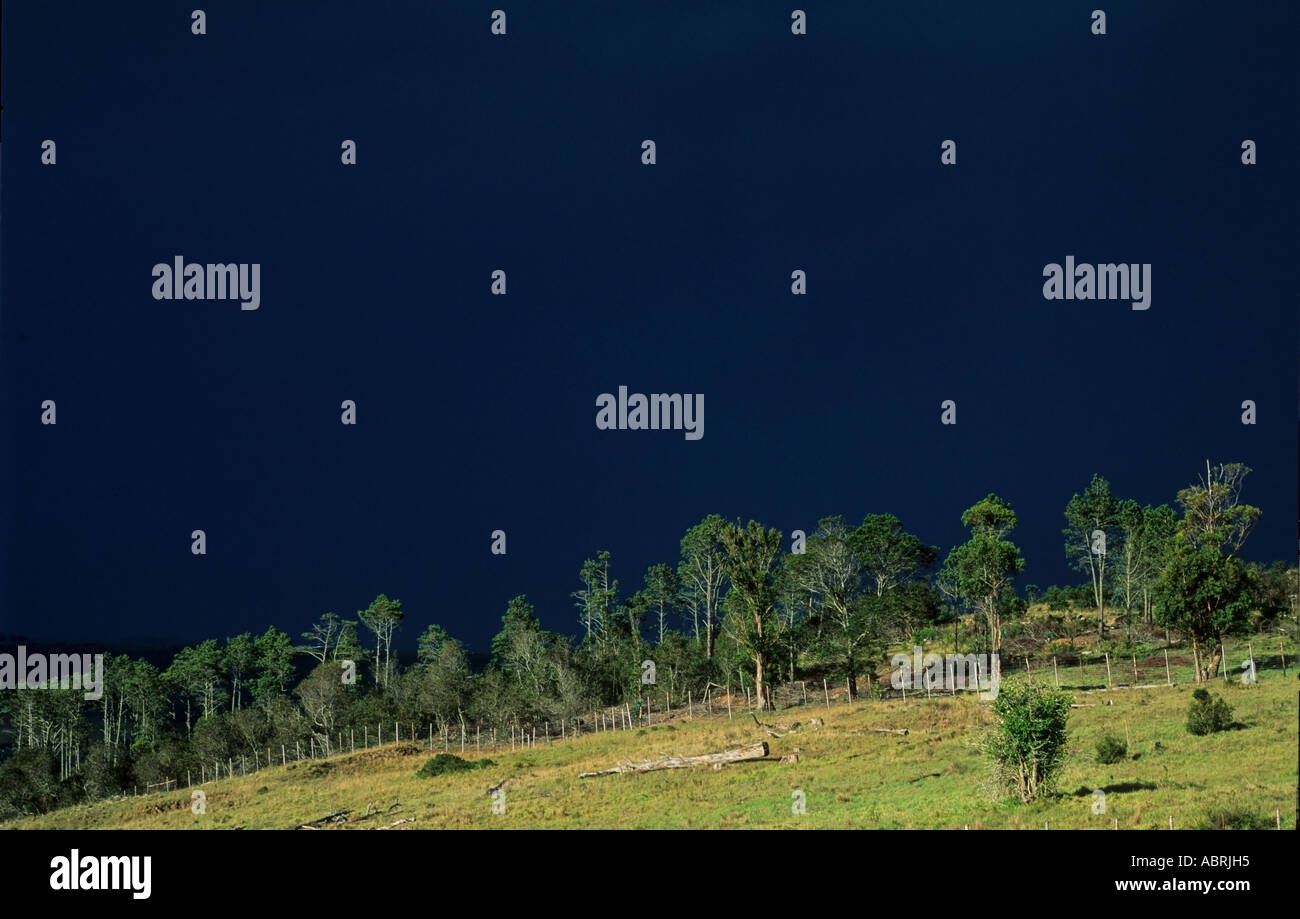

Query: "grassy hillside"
(7, 668), (1294, 830)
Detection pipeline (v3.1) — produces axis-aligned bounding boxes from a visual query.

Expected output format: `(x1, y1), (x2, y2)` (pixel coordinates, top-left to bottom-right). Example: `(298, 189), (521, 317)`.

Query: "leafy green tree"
(572, 551), (618, 645)
(417, 624), (452, 664)
(719, 519), (784, 710)
(1112, 502), (1178, 632)
(416, 638), (473, 733)
(620, 589), (649, 653)
(492, 595), (542, 666)
(678, 515), (730, 658)
(1244, 560), (1299, 625)
(295, 663), (350, 750)
(333, 619), (366, 666)
(0, 748), (63, 819)
(164, 640), (225, 732)
(490, 595), (567, 719)
(1155, 537), (1252, 682)
(787, 516), (875, 695)
(1176, 461), (1261, 554)
(357, 594), (404, 688)
(1155, 462), (1262, 682)
(223, 632), (256, 712)
(1063, 474), (1124, 637)
(979, 681), (1071, 803)
(643, 563), (680, 644)
(1134, 504), (1178, 624)
(944, 495), (1025, 653)
(252, 627), (296, 707)
(851, 514), (938, 597)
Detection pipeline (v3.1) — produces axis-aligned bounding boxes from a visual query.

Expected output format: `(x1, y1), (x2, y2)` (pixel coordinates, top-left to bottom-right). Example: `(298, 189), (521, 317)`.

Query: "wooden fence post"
(823, 678), (830, 710)
(1052, 656), (1059, 687)
(1164, 649), (1172, 685)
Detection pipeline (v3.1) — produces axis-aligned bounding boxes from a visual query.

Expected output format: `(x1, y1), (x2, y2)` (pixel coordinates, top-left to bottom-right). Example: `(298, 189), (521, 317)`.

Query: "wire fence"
(128, 634), (1292, 799)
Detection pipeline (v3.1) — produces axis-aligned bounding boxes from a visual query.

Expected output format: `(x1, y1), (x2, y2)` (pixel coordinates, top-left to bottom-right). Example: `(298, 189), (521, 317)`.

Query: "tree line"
(0, 460), (1291, 818)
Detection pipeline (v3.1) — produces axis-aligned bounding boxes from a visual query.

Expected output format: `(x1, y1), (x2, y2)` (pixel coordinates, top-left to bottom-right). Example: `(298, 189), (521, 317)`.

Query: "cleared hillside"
(6, 671), (1294, 830)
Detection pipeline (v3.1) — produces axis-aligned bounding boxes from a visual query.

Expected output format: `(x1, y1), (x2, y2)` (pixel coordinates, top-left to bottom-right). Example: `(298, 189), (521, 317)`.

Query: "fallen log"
(579, 742), (769, 778)
(295, 808), (352, 829)
(850, 728), (909, 736)
(374, 817), (416, 830)
(350, 800), (401, 824)
(750, 712), (798, 733)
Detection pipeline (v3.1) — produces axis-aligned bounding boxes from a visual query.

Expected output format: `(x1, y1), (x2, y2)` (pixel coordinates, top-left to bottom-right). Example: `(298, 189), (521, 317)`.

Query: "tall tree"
(300, 612), (345, 663)
(295, 663), (348, 749)
(788, 517), (872, 695)
(1063, 474), (1124, 638)
(1154, 538), (1252, 682)
(491, 595), (555, 715)
(252, 627), (295, 707)
(678, 515), (730, 658)
(417, 624), (452, 664)
(163, 640), (224, 732)
(572, 551), (617, 645)
(1176, 461), (1261, 556)
(1155, 461), (1262, 681)
(357, 594), (404, 688)
(1133, 504), (1178, 624)
(643, 563), (680, 645)
(719, 519), (783, 710)
(945, 494), (1025, 654)
(223, 633), (256, 712)
(415, 637), (472, 734)
(851, 514), (938, 597)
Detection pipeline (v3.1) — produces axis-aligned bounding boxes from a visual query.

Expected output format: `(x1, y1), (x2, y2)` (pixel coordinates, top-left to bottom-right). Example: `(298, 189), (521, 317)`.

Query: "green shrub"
(979, 681), (1072, 803)
(1095, 733), (1127, 764)
(1190, 806), (1273, 830)
(1186, 688), (1234, 735)
(415, 754), (495, 778)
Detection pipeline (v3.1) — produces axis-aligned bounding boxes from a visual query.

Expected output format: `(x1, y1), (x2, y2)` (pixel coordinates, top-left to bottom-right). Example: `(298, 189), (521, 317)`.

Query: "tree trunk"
(579, 742), (769, 777)
(1201, 639), (1221, 684)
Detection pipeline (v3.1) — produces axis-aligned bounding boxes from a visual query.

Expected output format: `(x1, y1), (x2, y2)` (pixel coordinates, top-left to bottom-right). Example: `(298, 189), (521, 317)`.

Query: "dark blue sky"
(3, 1), (1296, 653)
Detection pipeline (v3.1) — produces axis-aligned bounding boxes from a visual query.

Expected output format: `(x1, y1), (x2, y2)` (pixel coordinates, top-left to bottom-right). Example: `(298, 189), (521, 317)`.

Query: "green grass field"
(8, 664), (1294, 830)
